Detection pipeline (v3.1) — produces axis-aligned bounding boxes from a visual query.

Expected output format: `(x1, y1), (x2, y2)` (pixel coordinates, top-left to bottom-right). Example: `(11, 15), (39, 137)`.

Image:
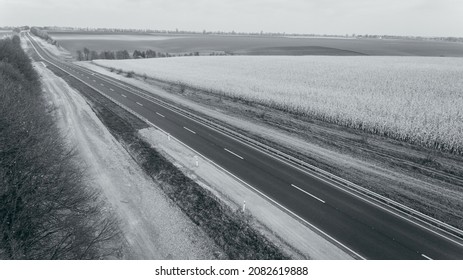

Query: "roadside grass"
(48, 66), (288, 259)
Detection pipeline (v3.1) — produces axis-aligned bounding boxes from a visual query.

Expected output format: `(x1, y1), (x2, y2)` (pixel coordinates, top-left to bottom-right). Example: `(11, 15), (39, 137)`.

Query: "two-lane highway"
(27, 33), (463, 259)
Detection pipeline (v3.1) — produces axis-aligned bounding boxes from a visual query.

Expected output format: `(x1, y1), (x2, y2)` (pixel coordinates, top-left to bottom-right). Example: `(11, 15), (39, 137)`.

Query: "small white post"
(194, 155), (199, 167)
(167, 134), (171, 140)
(242, 200), (246, 212)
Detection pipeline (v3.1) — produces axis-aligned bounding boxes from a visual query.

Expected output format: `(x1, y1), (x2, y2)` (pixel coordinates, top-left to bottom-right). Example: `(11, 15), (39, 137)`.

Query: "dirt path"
(35, 62), (223, 259)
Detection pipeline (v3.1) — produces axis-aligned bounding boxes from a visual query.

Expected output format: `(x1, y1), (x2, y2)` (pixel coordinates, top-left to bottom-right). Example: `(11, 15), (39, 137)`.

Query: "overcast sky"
(1, 0), (462, 37)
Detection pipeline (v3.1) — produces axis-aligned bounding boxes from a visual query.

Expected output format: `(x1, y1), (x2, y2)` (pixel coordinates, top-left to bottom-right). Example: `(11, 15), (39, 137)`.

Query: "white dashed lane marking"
(184, 127), (196, 134)
(421, 254), (433, 260)
(224, 148), (244, 160)
(291, 184), (326, 203)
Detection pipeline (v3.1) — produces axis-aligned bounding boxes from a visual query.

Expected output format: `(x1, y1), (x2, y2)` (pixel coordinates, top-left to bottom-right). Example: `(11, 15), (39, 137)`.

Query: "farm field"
(93, 56), (463, 154)
(49, 31), (463, 57)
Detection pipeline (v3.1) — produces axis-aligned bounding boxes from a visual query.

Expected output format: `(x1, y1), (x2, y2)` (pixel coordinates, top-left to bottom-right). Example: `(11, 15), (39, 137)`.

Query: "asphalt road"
(26, 33), (463, 259)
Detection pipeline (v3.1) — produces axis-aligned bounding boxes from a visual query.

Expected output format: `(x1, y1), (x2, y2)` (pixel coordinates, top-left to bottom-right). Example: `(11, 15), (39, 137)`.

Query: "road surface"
(26, 33), (463, 259)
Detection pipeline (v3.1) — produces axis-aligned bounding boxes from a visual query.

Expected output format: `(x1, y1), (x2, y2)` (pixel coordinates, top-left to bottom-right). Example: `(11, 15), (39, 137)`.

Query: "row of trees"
(134, 49), (201, 58)
(77, 48), (131, 61)
(76, 47), (201, 61)
(30, 27), (59, 46)
(0, 35), (119, 259)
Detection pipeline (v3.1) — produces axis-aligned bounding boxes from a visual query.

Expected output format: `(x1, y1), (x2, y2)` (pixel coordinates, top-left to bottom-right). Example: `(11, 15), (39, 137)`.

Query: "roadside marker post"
(194, 155), (199, 167)
(167, 133), (171, 140)
(242, 200), (246, 212)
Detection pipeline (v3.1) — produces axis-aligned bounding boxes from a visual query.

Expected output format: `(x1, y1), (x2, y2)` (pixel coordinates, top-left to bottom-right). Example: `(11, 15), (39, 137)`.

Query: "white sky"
(1, 0), (462, 37)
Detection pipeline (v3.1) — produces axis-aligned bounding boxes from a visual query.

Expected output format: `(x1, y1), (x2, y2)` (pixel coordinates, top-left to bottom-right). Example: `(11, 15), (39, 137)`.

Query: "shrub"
(126, 71), (134, 78)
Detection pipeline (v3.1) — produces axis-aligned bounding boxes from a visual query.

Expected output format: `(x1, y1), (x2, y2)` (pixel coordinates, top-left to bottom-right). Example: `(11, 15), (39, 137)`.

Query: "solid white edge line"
(62, 51), (463, 248)
(118, 70), (463, 247)
(291, 184), (325, 204)
(296, 165), (463, 248)
(154, 124), (364, 259)
(112, 86), (463, 252)
(421, 254), (433, 260)
(31, 48), (365, 259)
(136, 102), (143, 106)
(69, 61), (461, 245)
(40, 36), (463, 260)
(183, 127), (196, 134)
(224, 148), (244, 160)
(28, 36), (364, 259)
(156, 112), (165, 118)
(28, 34), (463, 257)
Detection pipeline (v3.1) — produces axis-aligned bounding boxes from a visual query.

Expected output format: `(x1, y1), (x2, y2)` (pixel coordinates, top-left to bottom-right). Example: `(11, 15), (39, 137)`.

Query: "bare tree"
(90, 50), (99, 60)
(76, 50), (84, 61)
(1, 36), (121, 260)
(83, 47), (90, 60)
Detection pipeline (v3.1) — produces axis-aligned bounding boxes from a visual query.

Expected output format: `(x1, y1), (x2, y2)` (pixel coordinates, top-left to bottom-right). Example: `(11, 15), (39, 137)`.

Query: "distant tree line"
(0, 35), (119, 259)
(35, 25), (463, 43)
(1, 26), (29, 32)
(76, 47), (201, 61)
(5, 25), (463, 43)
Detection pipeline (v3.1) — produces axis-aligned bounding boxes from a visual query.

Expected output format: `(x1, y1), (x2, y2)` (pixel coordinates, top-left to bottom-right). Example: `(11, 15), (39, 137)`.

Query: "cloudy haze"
(1, 0), (462, 37)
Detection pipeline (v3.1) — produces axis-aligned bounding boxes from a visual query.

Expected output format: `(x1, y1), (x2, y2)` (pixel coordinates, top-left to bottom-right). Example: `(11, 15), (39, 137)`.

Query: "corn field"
(95, 56), (463, 154)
